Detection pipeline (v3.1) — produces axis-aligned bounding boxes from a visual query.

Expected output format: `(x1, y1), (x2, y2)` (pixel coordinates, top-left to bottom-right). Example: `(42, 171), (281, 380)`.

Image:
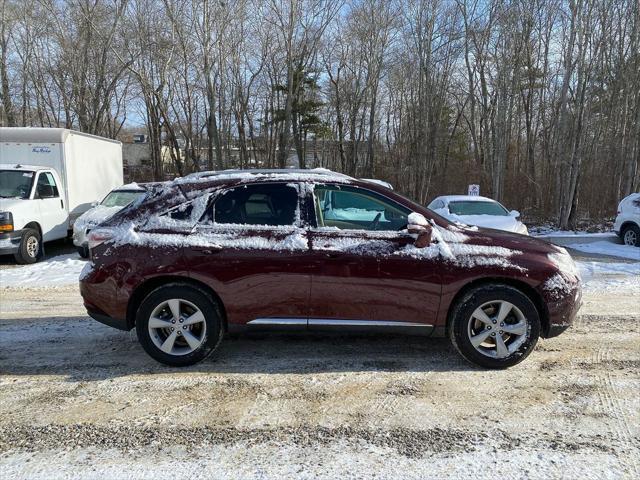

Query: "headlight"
(0, 211), (13, 232)
(548, 249), (580, 281)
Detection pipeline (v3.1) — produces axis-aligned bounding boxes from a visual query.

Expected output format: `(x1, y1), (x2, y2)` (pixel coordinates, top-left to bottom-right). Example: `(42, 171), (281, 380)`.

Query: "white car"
(614, 193), (640, 247)
(73, 184), (146, 257)
(427, 195), (528, 235)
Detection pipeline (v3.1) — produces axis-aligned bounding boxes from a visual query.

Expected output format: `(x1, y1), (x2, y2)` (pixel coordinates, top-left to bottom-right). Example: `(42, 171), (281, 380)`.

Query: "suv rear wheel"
(135, 284), (223, 366)
(622, 224), (639, 247)
(449, 284), (541, 368)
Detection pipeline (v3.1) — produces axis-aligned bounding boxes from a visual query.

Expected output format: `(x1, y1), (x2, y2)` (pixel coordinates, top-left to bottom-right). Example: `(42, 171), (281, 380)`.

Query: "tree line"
(1, 0), (638, 227)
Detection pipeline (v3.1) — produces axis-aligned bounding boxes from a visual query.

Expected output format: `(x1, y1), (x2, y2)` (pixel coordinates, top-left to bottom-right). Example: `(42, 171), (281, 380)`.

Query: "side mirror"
(91, 201), (99, 207)
(407, 212), (433, 248)
(509, 210), (520, 218)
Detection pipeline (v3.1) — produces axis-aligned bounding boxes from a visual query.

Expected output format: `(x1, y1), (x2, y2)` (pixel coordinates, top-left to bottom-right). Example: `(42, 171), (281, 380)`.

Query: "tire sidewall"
(449, 285), (541, 369)
(15, 228), (41, 264)
(136, 285), (223, 367)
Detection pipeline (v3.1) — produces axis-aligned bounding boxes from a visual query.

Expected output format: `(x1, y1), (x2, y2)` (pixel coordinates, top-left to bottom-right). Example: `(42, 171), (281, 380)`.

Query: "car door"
(182, 182), (312, 330)
(34, 171), (68, 241)
(307, 183), (441, 333)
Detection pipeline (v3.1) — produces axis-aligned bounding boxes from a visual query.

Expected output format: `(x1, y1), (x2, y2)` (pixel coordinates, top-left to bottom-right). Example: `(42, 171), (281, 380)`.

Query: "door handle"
(60, 199), (64, 209)
(324, 252), (341, 259)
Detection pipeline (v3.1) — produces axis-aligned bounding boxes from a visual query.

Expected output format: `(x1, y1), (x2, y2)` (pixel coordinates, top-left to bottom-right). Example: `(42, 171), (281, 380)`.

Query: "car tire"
(449, 284), (541, 369)
(14, 228), (41, 264)
(621, 224), (640, 247)
(77, 245), (89, 258)
(135, 284), (223, 367)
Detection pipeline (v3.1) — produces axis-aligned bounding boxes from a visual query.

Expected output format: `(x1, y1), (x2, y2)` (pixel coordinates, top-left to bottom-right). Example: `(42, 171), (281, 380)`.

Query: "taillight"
(87, 228), (113, 251)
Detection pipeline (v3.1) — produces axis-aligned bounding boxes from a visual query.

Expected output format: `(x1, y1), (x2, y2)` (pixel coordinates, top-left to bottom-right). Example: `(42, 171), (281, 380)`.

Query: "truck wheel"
(14, 228), (41, 264)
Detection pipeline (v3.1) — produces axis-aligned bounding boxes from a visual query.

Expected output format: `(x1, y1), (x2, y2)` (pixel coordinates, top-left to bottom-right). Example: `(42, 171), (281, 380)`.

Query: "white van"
(0, 128), (123, 263)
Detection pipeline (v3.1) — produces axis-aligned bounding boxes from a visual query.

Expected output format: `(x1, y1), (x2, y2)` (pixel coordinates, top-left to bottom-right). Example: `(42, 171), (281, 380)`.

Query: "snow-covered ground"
(565, 240), (639, 261)
(0, 254), (86, 288)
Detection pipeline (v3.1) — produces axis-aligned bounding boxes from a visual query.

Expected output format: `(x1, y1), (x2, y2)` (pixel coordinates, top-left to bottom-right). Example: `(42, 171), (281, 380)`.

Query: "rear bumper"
(0, 230), (22, 255)
(80, 264), (131, 330)
(87, 309), (129, 331)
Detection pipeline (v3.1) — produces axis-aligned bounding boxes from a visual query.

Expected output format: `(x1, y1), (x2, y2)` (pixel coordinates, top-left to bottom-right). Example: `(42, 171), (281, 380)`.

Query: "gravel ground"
(0, 281), (639, 479)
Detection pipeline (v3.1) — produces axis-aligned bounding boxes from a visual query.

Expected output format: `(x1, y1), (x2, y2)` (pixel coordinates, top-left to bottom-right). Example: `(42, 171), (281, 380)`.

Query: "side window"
(36, 172), (59, 198)
(314, 185), (409, 231)
(213, 184), (298, 226)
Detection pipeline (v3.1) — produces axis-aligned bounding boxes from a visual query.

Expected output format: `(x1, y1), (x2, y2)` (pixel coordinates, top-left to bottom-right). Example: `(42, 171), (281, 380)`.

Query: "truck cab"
(0, 164), (69, 263)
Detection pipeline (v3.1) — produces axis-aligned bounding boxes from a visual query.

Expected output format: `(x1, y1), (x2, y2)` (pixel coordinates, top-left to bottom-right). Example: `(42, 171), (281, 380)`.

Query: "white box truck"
(0, 127), (123, 263)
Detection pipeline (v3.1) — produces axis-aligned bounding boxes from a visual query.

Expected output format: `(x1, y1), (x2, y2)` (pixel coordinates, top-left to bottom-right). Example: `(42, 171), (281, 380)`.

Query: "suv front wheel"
(136, 284), (223, 366)
(449, 284), (541, 368)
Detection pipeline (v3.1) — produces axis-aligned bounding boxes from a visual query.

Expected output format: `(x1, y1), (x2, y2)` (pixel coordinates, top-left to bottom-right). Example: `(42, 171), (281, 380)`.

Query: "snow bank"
(0, 254), (86, 288)
(564, 240), (640, 261)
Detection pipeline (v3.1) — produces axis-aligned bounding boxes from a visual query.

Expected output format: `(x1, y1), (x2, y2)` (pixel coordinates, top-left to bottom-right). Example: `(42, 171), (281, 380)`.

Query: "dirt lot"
(0, 281), (638, 480)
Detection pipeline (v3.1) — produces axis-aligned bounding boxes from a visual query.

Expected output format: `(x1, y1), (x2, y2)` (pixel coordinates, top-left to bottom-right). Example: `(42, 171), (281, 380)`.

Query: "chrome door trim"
(308, 319), (432, 328)
(247, 318), (307, 326)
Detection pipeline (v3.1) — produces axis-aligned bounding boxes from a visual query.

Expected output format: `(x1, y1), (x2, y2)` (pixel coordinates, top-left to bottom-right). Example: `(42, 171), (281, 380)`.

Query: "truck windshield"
(101, 190), (144, 207)
(0, 170), (35, 199)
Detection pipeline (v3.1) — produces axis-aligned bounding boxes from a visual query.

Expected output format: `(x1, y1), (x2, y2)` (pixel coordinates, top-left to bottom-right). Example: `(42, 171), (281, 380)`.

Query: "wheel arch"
(126, 275), (227, 331)
(23, 221), (42, 238)
(620, 221), (639, 233)
(445, 277), (550, 337)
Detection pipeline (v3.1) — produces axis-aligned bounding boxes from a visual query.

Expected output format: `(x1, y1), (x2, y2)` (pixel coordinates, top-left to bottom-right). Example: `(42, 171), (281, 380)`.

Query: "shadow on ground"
(0, 316), (474, 380)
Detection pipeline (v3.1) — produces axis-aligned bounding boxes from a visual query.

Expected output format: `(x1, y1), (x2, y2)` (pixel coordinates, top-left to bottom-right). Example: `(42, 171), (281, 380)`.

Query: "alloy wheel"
(467, 300), (528, 359)
(623, 229), (637, 246)
(148, 299), (207, 356)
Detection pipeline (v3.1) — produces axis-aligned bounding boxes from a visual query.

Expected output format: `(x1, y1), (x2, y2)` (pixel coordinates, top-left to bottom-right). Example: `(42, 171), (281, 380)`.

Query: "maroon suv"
(80, 169), (581, 368)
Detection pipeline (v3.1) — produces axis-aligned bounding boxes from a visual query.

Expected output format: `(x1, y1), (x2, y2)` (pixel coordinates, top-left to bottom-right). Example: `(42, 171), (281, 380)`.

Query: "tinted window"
(448, 201), (508, 216)
(315, 185), (409, 231)
(36, 172), (59, 198)
(213, 184), (298, 226)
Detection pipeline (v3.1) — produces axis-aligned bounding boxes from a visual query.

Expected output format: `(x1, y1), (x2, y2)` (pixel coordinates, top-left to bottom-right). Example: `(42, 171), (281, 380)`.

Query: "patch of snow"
(532, 229), (616, 238)
(0, 254), (86, 288)
(565, 240), (640, 261)
(118, 182), (145, 191)
(174, 169), (351, 186)
(103, 223), (309, 253)
(543, 273), (573, 299)
(74, 205), (123, 231)
(576, 260), (640, 294)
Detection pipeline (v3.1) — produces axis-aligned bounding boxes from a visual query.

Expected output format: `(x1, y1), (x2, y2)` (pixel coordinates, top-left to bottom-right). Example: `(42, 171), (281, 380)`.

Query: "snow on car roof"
(435, 195), (498, 204)
(115, 182), (146, 191)
(174, 168), (353, 189)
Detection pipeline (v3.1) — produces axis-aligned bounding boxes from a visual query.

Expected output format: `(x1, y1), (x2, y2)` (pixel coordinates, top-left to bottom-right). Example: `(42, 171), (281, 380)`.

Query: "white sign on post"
(468, 184), (480, 196)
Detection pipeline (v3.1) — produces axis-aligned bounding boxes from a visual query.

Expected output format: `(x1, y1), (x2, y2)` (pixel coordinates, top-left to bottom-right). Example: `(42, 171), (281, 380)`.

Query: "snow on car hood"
(434, 209), (524, 233)
(74, 205), (123, 230)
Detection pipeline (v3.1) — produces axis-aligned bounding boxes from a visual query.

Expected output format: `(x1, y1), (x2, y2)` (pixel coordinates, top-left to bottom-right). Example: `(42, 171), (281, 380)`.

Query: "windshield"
(101, 190), (144, 208)
(0, 170), (35, 199)
(449, 200), (508, 216)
